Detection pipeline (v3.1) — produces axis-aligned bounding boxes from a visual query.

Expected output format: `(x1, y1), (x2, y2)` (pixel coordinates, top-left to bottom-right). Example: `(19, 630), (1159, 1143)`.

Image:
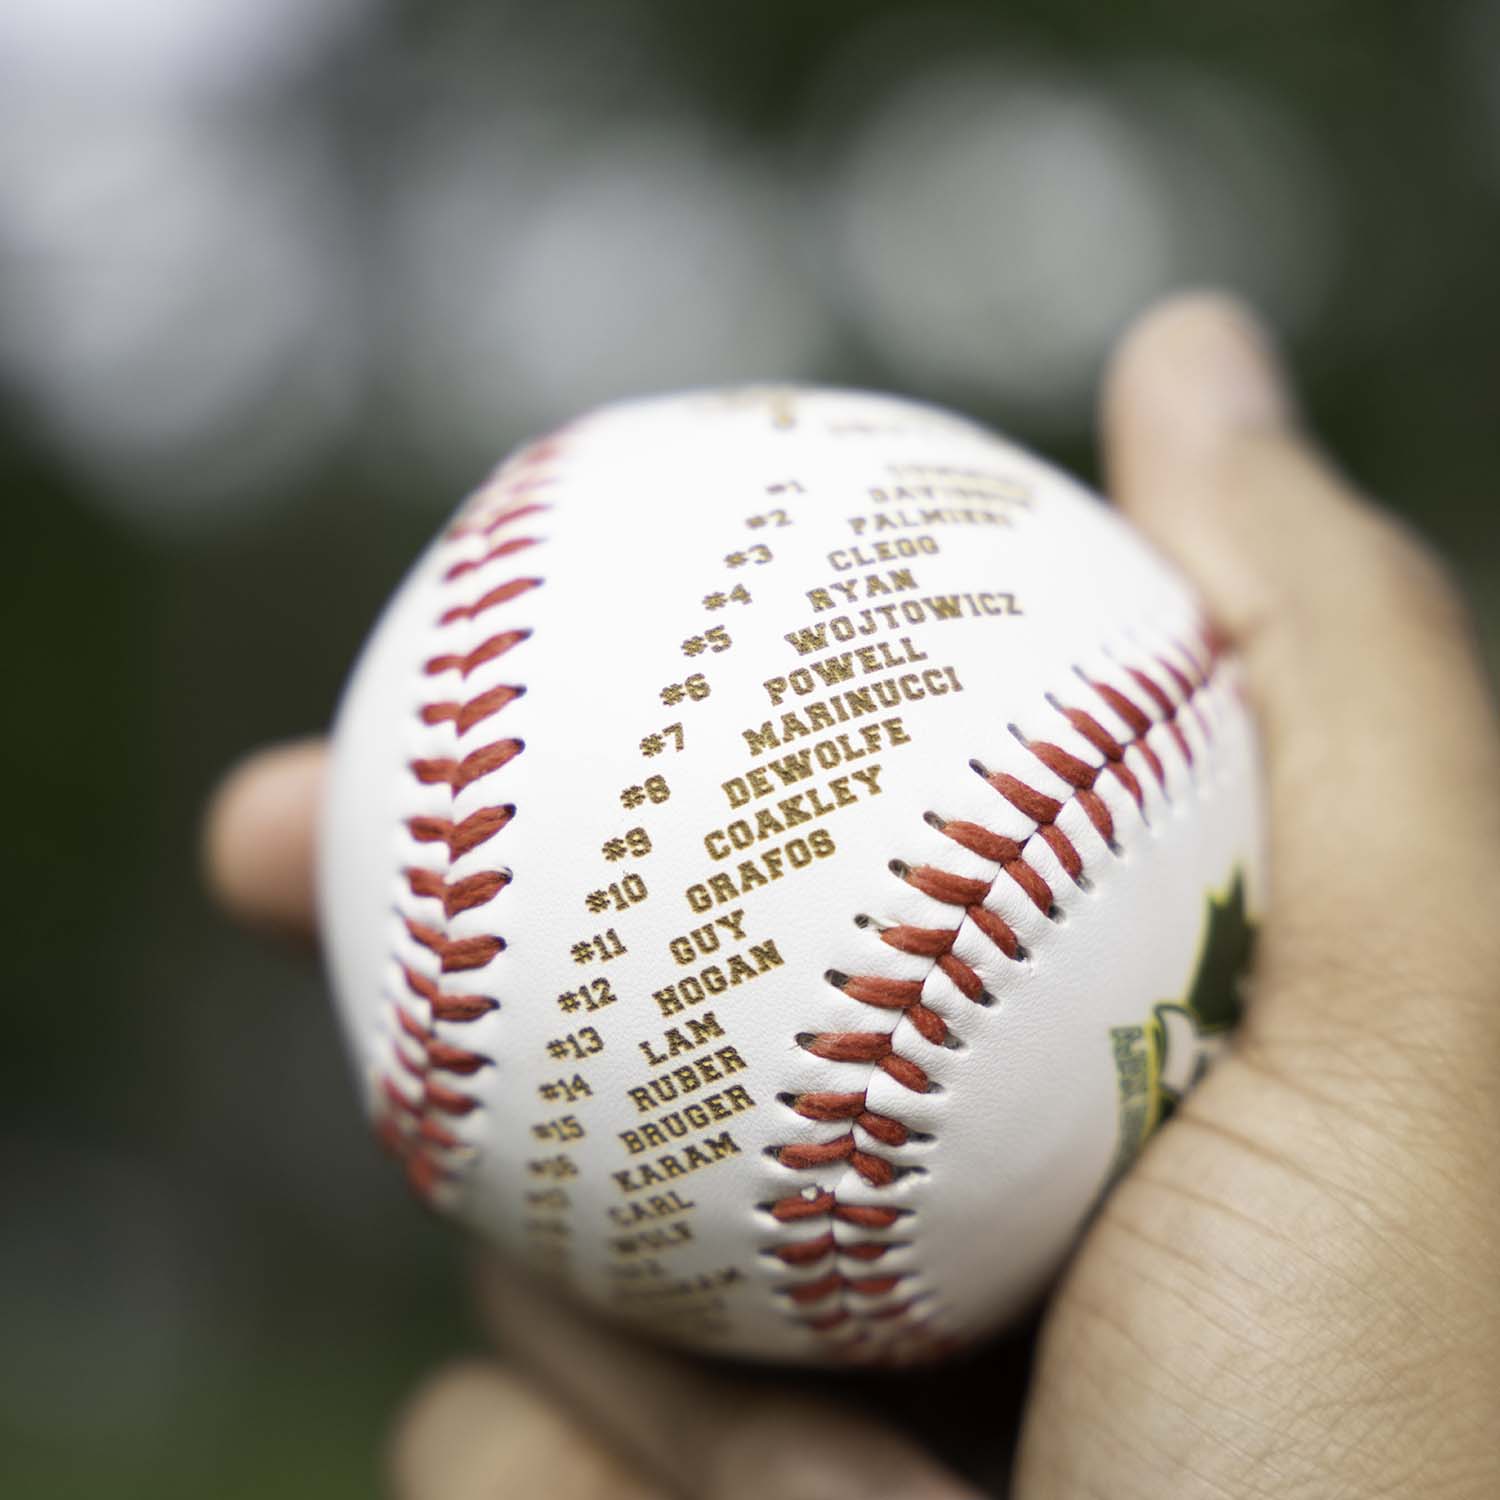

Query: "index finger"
(473, 1255), (989, 1500)
(1103, 297), (1500, 1040)
(202, 737), (326, 943)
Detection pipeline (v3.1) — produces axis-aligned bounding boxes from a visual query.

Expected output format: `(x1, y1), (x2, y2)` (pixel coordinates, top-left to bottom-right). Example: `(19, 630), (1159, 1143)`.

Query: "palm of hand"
(1022, 1054), (1352, 1495)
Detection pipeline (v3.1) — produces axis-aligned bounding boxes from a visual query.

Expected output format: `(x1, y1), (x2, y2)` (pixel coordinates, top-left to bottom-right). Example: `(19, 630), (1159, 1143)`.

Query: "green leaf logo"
(1105, 869), (1257, 1186)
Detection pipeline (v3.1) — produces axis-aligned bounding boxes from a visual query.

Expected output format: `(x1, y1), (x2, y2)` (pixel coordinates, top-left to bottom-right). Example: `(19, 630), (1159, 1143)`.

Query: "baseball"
(320, 385), (1264, 1366)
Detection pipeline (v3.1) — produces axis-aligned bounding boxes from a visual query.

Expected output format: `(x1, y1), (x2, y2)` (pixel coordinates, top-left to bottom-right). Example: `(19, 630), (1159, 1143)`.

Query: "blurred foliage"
(5, 1), (1496, 1496)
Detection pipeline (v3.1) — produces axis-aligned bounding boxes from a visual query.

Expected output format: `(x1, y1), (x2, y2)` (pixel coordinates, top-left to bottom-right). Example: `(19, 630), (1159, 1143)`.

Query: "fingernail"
(1112, 291), (1297, 464)
(1193, 296), (1292, 427)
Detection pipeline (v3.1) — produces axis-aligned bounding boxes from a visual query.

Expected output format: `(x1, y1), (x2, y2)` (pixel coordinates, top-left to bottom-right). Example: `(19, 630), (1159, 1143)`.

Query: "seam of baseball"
(760, 631), (1224, 1360)
(372, 443), (561, 1201)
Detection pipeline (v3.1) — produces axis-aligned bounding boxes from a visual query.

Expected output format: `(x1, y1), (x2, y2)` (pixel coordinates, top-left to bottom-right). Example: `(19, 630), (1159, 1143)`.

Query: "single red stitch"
(771, 1232), (837, 1265)
(1125, 663), (1175, 719)
(856, 1112), (909, 1147)
(444, 534), (543, 583)
(422, 683), (525, 734)
(839, 974), (925, 1009)
(1075, 788), (1116, 843)
(411, 738), (524, 792)
(393, 1045), (426, 1082)
(380, 1075), (420, 1115)
(473, 500), (550, 537)
(445, 487), (553, 541)
(427, 627), (532, 678)
(936, 952), (984, 1000)
(901, 866), (990, 907)
(394, 1008), (490, 1073)
(1135, 738), (1167, 789)
(770, 645), (1220, 1355)
(879, 922), (959, 957)
(775, 1137), (856, 1170)
(1001, 858), (1053, 913)
(1107, 757), (1146, 810)
(431, 994), (499, 1024)
(1158, 657), (1200, 716)
(770, 1190), (839, 1222)
(1034, 823), (1084, 881)
(1096, 674), (1152, 732)
(987, 772), (1061, 823)
(1026, 739), (1097, 790)
(799, 1031), (893, 1062)
(399, 967), (496, 1025)
(406, 867), (511, 918)
(790, 1090), (868, 1122)
(422, 1079), (480, 1116)
(936, 820), (1023, 864)
(789, 1273), (844, 1305)
(402, 964), (498, 1023)
(407, 804), (515, 859)
(965, 902), (1022, 960)
(837, 1204), (903, 1229)
(438, 579), (542, 631)
(424, 1039), (489, 1074)
(404, 917), (506, 973)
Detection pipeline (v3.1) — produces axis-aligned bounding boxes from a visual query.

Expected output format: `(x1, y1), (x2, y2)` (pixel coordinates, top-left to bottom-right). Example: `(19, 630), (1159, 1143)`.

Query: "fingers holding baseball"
(1103, 293), (1500, 1048)
(203, 736), (326, 944)
(391, 1359), (669, 1500)
(472, 1256), (984, 1500)
(1022, 295), (1500, 1500)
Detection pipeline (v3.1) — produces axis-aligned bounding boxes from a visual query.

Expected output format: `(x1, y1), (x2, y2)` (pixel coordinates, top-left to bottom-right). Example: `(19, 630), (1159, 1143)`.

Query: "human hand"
(205, 294), (1500, 1499)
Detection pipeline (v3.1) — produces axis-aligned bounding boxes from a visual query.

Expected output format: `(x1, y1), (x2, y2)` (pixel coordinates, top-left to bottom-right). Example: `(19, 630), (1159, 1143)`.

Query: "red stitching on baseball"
(422, 682), (525, 734)
(407, 805), (515, 860)
(402, 963), (497, 1023)
(458, 499), (552, 542)
(405, 866), (511, 918)
(438, 580), (542, 630)
(766, 637), (1219, 1357)
(411, 737), (525, 793)
(444, 453), (559, 539)
(375, 455), (554, 1200)
(404, 917), (506, 973)
(444, 534), (543, 583)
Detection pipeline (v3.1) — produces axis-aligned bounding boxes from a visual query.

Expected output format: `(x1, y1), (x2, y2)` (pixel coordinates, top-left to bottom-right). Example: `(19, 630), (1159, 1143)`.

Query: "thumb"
(1102, 294), (1500, 1050)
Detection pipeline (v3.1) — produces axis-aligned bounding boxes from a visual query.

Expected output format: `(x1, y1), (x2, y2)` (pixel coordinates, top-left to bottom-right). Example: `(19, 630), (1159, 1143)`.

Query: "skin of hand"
(205, 293), (1500, 1500)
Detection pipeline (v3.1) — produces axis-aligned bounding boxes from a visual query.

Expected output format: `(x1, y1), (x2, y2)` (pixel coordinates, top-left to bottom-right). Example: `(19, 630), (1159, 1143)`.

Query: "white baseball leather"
(320, 386), (1264, 1365)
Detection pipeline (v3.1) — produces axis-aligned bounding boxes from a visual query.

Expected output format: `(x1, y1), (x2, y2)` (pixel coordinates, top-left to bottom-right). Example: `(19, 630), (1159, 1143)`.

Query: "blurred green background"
(5, 1), (1496, 1495)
